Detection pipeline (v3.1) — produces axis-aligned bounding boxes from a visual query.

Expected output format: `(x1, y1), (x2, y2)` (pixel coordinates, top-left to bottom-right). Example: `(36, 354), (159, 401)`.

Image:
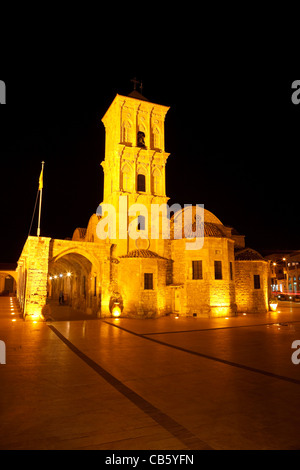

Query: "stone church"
(17, 89), (269, 320)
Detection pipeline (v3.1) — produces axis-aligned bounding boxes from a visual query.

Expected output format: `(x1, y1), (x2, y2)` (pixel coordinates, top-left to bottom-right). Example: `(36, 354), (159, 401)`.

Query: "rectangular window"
(230, 262), (233, 280)
(137, 174), (146, 192)
(144, 273), (153, 290)
(254, 274), (261, 289)
(214, 261), (222, 280)
(192, 260), (203, 279)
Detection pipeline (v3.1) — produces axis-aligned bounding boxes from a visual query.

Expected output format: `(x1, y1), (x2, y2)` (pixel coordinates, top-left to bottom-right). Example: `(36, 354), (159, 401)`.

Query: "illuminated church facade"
(17, 90), (269, 320)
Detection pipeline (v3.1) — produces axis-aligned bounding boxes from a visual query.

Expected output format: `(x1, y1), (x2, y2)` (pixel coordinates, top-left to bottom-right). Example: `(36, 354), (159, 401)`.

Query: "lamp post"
(282, 257), (287, 293)
(271, 257), (288, 295)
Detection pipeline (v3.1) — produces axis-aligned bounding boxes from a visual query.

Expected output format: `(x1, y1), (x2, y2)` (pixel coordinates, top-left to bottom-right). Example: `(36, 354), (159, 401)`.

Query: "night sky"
(0, 54), (298, 263)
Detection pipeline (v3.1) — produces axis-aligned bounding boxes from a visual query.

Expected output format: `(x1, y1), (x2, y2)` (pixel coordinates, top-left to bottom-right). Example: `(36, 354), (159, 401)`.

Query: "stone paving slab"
(1, 297), (300, 450)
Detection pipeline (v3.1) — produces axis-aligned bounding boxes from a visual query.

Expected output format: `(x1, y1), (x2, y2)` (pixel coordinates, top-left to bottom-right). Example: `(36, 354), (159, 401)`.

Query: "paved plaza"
(0, 296), (300, 450)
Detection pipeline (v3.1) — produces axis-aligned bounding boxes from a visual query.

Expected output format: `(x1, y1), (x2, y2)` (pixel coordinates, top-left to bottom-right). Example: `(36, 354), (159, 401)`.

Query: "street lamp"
(271, 257), (289, 294)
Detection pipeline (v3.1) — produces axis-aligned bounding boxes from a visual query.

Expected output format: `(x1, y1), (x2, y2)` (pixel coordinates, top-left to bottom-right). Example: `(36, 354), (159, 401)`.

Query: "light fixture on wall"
(269, 300), (278, 312)
(112, 302), (121, 318)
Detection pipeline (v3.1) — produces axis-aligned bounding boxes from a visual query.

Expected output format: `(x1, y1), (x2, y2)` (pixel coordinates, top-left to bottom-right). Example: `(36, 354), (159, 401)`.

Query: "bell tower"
(100, 88), (170, 255)
(101, 89), (170, 207)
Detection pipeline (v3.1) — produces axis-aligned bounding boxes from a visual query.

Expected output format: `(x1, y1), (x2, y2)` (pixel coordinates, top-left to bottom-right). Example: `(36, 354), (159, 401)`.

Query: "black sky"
(0, 46), (299, 263)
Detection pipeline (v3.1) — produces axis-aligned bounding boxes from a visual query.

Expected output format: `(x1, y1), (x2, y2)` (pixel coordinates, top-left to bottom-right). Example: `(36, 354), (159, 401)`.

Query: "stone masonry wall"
(171, 237), (236, 317)
(235, 260), (269, 313)
(118, 257), (171, 317)
(18, 236), (51, 319)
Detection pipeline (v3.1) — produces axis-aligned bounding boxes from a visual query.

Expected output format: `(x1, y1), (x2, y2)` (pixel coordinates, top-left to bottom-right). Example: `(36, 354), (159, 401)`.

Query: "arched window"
(152, 127), (160, 149)
(137, 131), (146, 148)
(137, 166), (147, 192)
(152, 168), (161, 194)
(137, 122), (146, 148)
(137, 174), (146, 192)
(122, 164), (132, 192)
(123, 120), (132, 144)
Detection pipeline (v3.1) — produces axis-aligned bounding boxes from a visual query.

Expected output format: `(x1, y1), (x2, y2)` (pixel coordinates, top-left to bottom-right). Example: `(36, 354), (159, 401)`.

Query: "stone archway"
(5, 275), (14, 293)
(17, 236), (109, 320)
(48, 251), (101, 317)
(0, 271), (17, 295)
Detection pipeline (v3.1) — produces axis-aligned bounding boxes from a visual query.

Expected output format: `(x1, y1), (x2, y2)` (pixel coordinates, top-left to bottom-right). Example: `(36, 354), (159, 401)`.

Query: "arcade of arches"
(48, 252), (99, 315)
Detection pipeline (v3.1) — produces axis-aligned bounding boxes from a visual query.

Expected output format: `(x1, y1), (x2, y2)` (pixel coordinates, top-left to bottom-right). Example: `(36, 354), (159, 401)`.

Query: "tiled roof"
(203, 222), (226, 238)
(120, 249), (166, 259)
(76, 228), (87, 239)
(128, 90), (149, 102)
(235, 247), (264, 261)
(171, 206), (227, 239)
(174, 222), (226, 239)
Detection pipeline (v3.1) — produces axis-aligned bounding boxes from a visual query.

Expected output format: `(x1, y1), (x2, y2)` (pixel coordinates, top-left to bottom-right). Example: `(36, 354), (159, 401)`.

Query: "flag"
(38, 167), (43, 190)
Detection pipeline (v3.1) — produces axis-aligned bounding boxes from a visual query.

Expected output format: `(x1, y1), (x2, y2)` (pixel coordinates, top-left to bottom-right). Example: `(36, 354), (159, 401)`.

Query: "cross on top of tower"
(130, 77), (143, 93)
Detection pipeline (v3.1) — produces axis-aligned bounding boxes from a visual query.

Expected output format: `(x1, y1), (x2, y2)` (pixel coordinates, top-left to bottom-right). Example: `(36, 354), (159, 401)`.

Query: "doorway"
(4, 275), (14, 293)
(174, 289), (181, 312)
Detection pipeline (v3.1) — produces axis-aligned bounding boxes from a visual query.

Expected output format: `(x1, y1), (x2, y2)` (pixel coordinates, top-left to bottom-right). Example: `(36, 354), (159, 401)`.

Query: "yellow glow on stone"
(269, 302), (278, 312)
(112, 304), (121, 318)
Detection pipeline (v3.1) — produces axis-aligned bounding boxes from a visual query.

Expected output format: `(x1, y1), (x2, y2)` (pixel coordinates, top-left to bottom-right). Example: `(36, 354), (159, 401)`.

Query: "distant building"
(287, 252), (300, 293)
(267, 251), (300, 295)
(17, 90), (270, 319)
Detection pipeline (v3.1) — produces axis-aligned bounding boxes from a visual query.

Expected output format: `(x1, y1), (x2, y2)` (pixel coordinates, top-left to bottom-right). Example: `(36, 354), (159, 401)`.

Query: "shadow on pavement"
(44, 300), (98, 322)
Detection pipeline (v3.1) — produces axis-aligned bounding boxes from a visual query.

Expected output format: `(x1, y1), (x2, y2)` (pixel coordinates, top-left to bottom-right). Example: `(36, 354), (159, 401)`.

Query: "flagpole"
(37, 161), (45, 238)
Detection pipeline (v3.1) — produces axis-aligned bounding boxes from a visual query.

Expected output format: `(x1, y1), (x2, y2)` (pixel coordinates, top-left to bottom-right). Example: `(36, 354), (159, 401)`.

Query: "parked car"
(287, 294), (300, 301)
(277, 294), (287, 301)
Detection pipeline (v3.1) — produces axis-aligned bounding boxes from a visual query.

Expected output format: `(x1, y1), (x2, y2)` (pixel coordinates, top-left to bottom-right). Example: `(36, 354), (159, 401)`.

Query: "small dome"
(235, 247), (264, 261)
(120, 249), (166, 259)
(72, 227), (87, 241)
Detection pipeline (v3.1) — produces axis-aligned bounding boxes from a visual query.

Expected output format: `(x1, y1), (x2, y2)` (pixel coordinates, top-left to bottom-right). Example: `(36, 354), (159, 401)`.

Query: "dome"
(172, 206), (222, 225)
(170, 206), (226, 239)
(235, 247), (264, 261)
